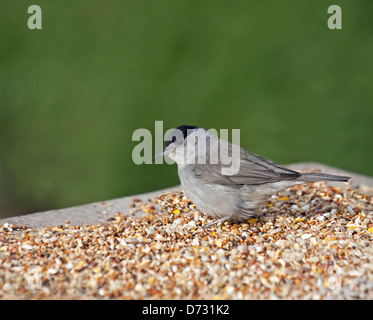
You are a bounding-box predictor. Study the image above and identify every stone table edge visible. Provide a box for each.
[1,162,372,228]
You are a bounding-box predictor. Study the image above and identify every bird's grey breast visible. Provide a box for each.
[178,164,241,218]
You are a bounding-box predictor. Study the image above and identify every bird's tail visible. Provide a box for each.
[300,172,351,183]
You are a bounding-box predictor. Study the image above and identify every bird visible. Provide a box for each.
[156,125,351,228]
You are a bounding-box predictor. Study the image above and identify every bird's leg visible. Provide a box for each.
[202,215,231,229]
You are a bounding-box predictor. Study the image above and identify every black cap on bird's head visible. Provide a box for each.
[163,125,199,150]
[155,125,199,158]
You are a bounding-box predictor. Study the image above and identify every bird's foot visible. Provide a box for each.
[202,215,231,229]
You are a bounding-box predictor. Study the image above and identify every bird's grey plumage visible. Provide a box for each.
[160,125,351,228]
[193,143,302,186]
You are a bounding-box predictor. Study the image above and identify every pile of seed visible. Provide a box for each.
[0,182,373,299]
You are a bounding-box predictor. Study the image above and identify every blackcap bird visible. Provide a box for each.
[156,125,350,228]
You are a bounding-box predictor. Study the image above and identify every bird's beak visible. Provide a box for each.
[155,149,172,158]
[155,151,164,158]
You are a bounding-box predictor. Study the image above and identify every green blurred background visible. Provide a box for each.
[0,1,372,218]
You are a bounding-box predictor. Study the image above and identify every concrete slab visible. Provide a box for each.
[1,162,372,228]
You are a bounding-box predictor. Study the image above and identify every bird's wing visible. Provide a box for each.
[193,141,301,186]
